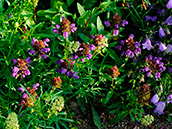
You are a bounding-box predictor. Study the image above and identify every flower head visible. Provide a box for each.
[154,101,166,115]
[150,94,159,106]
[159,28,166,38]
[166,0,172,9]
[159,43,167,51]
[50,76,62,90]
[109,66,120,78]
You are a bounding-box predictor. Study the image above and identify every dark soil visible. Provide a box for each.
[67,100,172,129]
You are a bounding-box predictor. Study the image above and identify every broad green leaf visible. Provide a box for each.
[104,91,113,104]
[67,0,74,6]
[82,0,97,9]
[99,1,111,9]
[77,3,85,16]
[107,49,120,62]
[91,105,101,129]
[37,9,57,16]
[97,16,104,34]
[78,33,89,43]
[91,23,97,35]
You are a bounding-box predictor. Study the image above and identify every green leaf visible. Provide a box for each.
[104,91,113,104]
[108,111,128,124]
[99,2,111,9]
[108,102,122,109]
[37,9,57,16]
[78,33,89,42]
[129,110,135,122]
[91,105,101,129]
[77,3,85,16]
[168,111,171,122]
[97,16,104,34]
[76,96,86,114]
[82,0,97,9]
[67,0,74,6]
[107,49,120,62]
[91,23,97,35]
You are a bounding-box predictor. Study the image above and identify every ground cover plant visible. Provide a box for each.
[0,0,172,128]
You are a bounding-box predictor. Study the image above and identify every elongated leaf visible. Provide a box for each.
[91,105,101,129]
[104,91,113,104]
[67,0,74,6]
[91,23,97,35]
[108,111,128,124]
[107,49,120,62]
[78,33,89,42]
[97,16,104,34]
[77,3,85,16]
[129,110,135,122]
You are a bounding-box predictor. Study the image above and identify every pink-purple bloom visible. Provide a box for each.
[104,21,111,27]
[142,38,153,51]
[166,0,172,9]
[167,44,172,52]
[154,102,166,115]
[159,28,166,38]
[167,94,172,104]
[159,43,167,51]
[150,94,159,106]
[33,83,39,90]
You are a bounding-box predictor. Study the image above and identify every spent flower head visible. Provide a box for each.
[50,76,62,90]
[5,112,19,129]
[109,66,120,78]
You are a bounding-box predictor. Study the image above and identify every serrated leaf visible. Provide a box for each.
[97,16,104,34]
[104,91,113,104]
[91,105,101,129]
[77,3,85,16]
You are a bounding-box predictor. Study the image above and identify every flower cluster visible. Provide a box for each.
[53,17,77,38]
[5,112,19,129]
[91,34,108,53]
[109,66,120,78]
[104,13,128,36]
[150,94,172,115]
[29,38,50,59]
[56,59,79,79]
[50,76,62,90]
[140,114,154,127]
[47,96,64,118]
[141,54,166,79]
[71,42,95,62]
[11,57,32,78]
[116,34,141,58]
[18,83,39,109]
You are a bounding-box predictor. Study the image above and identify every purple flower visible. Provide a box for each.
[142,38,153,50]
[164,16,172,25]
[61,68,67,74]
[73,76,79,79]
[104,21,111,27]
[55,24,60,29]
[86,54,92,60]
[18,87,25,93]
[113,29,119,36]
[24,69,31,75]
[7,14,11,18]
[116,45,122,50]
[121,20,128,27]
[159,28,166,38]
[145,15,152,21]
[151,16,157,22]
[155,72,161,79]
[159,43,167,51]
[169,68,172,73]
[115,24,119,29]
[22,93,28,98]
[70,23,77,32]
[12,66,19,73]
[89,44,96,50]
[146,72,151,77]
[11,58,17,64]
[167,44,172,52]
[41,54,47,59]
[28,49,36,55]
[167,94,172,104]
[33,83,39,90]
[25,57,32,64]
[154,102,166,115]
[144,67,149,72]
[63,32,69,38]
[52,28,59,34]
[166,0,172,9]
[150,94,159,106]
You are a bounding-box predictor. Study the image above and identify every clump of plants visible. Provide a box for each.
[0,0,172,128]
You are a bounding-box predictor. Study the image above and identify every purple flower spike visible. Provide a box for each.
[63,32,69,38]
[154,102,166,115]
[159,28,166,38]
[11,58,17,64]
[166,0,172,9]
[113,29,119,36]
[150,94,159,106]
[142,38,153,51]
[18,87,25,93]
[167,94,172,104]
[159,43,167,51]
[104,21,111,27]
[33,83,39,90]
